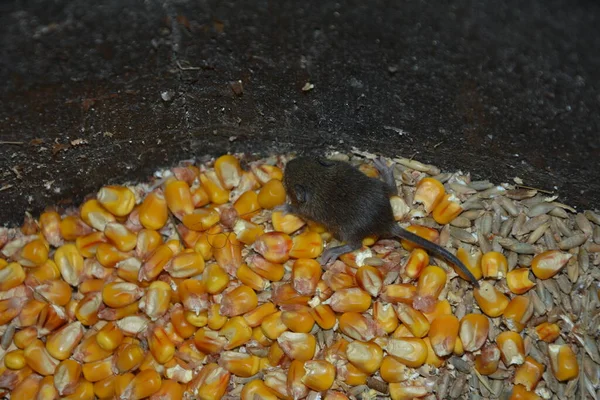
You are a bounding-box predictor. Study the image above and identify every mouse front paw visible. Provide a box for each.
[272,203,294,214]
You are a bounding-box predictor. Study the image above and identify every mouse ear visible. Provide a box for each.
[317,158,336,167]
[294,184,308,203]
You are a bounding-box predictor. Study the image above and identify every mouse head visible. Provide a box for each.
[283,156,335,208]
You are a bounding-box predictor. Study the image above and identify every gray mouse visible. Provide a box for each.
[281,155,480,287]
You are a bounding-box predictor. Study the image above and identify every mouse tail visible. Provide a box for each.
[393,225,480,288]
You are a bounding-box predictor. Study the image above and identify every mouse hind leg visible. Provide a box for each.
[373,157,398,196]
[320,241,362,266]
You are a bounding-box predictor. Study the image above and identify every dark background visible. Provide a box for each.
[1,0,599,227]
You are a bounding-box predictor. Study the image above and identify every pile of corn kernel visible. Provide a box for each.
[0,152,597,400]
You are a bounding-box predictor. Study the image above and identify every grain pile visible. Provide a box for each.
[0,151,598,400]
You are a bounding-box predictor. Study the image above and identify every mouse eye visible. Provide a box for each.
[294,184,308,203]
[317,158,336,167]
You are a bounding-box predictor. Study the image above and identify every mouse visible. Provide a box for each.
[281,155,480,287]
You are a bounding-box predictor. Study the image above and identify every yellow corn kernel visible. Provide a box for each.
[200,170,231,205]
[281,308,315,333]
[455,247,483,282]
[38,374,60,399]
[277,332,316,361]
[113,373,135,398]
[301,360,336,392]
[72,334,113,364]
[414,177,445,213]
[504,296,534,333]
[139,244,174,282]
[138,189,168,230]
[27,259,61,283]
[193,328,226,355]
[475,344,500,375]
[389,383,429,400]
[165,250,205,278]
[252,164,283,184]
[202,263,230,294]
[354,265,383,297]
[169,305,197,339]
[373,301,399,334]
[392,324,413,339]
[290,231,323,259]
[291,259,322,296]
[403,248,429,279]
[93,375,116,399]
[496,331,525,366]
[323,271,355,291]
[11,373,42,400]
[514,356,545,391]
[380,284,417,305]
[253,232,293,264]
[346,340,383,375]
[220,284,258,317]
[61,379,94,400]
[60,215,93,241]
[17,298,44,327]
[232,219,264,246]
[191,184,211,208]
[343,364,368,386]
[531,250,572,280]
[184,309,208,328]
[287,359,309,399]
[423,299,452,323]
[248,255,285,282]
[4,349,26,370]
[75,232,107,259]
[74,293,101,326]
[104,222,137,252]
[97,185,136,217]
[241,380,280,400]
[79,278,104,294]
[535,322,561,343]
[140,280,172,321]
[120,369,162,400]
[271,211,306,235]
[54,359,82,396]
[423,337,444,367]
[328,287,372,313]
[0,262,25,291]
[148,326,175,364]
[218,351,261,377]
[40,210,62,247]
[380,356,408,383]
[261,311,288,341]
[236,263,268,291]
[24,339,59,375]
[385,338,428,368]
[267,341,287,367]
[220,316,253,350]
[416,264,447,300]
[401,225,440,252]
[13,327,38,349]
[54,243,84,286]
[510,384,543,400]
[187,363,230,400]
[337,311,376,341]
[96,300,140,323]
[207,303,227,330]
[209,232,242,277]
[113,340,145,373]
[257,179,286,209]
[149,379,184,400]
[81,199,116,231]
[310,304,337,330]
[428,314,459,357]
[46,321,85,361]
[481,251,508,279]
[96,243,130,268]
[31,279,70,307]
[432,194,462,225]
[102,282,143,309]
[182,208,220,232]
[454,337,464,356]
[459,314,490,352]
[136,229,163,259]
[473,280,510,318]
[251,326,272,348]
[19,238,49,267]
[240,302,276,328]
[165,179,194,219]
[324,338,349,365]
[507,268,536,295]
[95,321,124,352]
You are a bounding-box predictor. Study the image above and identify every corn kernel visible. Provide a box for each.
[459,313,490,352]
[149,379,184,400]
[11,373,42,400]
[257,179,286,209]
[97,300,140,322]
[414,177,445,213]
[473,280,510,318]
[481,251,508,279]
[193,328,226,355]
[268,342,287,367]
[220,316,253,350]
[496,331,525,366]
[422,299,452,323]
[72,334,113,364]
[323,270,355,291]
[214,154,243,189]
[93,375,116,399]
[191,184,210,208]
[531,250,572,280]
[19,238,49,267]
[277,332,316,361]
[60,215,93,241]
[120,369,162,400]
[385,338,428,368]
[102,281,143,309]
[328,287,372,313]
[373,301,399,334]
[428,314,459,357]
[81,199,116,231]
[104,222,137,252]
[62,379,94,400]
[535,322,561,343]
[0,262,25,292]
[220,285,258,317]
[54,243,84,286]
[324,338,349,365]
[474,344,501,375]
[310,304,337,330]
[248,255,285,282]
[454,336,464,356]
[113,340,144,373]
[504,295,534,333]
[455,247,483,282]
[187,363,230,400]
[200,170,231,205]
[510,384,542,400]
[54,359,82,396]
[241,380,280,400]
[432,194,462,225]
[507,268,536,294]
[337,311,375,341]
[380,355,408,383]
[182,208,220,232]
[27,259,61,283]
[355,265,383,297]
[233,190,261,219]
[232,219,265,245]
[139,280,171,321]
[301,360,336,392]
[74,232,107,259]
[38,374,60,399]
[202,263,230,294]
[210,232,242,276]
[271,211,306,234]
[148,326,175,364]
[40,210,63,247]
[281,308,315,333]
[13,327,38,349]
[416,265,446,300]
[254,232,293,263]
[346,340,383,375]
[403,248,429,279]
[97,185,136,217]
[165,179,194,219]
[207,303,227,330]
[401,225,439,252]
[261,311,288,341]
[4,349,26,370]
[163,251,205,279]
[139,244,174,282]
[236,263,268,291]
[219,351,261,377]
[380,284,416,305]
[289,231,323,259]
[113,373,135,398]
[138,189,168,230]
[95,243,129,268]
[242,302,277,328]
[136,229,163,259]
[514,356,545,391]
[46,321,85,361]
[287,359,309,399]
[24,339,59,375]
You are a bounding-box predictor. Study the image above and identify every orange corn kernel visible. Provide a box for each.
[220,285,258,317]
[232,220,264,245]
[193,229,215,262]
[140,281,172,321]
[207,303,227,330]
[252,326,273,347]
[40,210,62,247]
[346,340,383,375]
[277,332,317,361]
[60,216,93,241]
[503,296,534,333]
[240,380,280,400]
[97,300,140,323]
[389,383,429,400]
[416,265,447,299]
[79,278,104,294]
[261,311,288,341]
[496,331,525,366]
[401,225,440,252]
[473,281,510,318]
[323,270,355,291]
[28,259,61,282]
[268,342,287,367]
[432,194,463,225]
[54,244,84,286]
[414,177,445,213]
[185,309,208,328]
[46,321,85,361]
[459,313,490,352]
[288,359,308,399]
[248,255,285,282]
[4,349,26,370]
[254,232,293,263]
[281,309,315,334]
[233,191,261,219]
[193,328,226,355]
[96,243,130,268]
[75,232,108,259]
[257,179,286,209]
[11,373,42,400]
[342,362,368,386]
[507,268,536,295]
[81,199,116,231]
[191,183,210,208]
[252,164,283,184]
[379,284,416,305]
[200,170,231,205]
[19,238,49,267]
[169,306,197,339]
[54,359,82,396]
[13,327,38,349]
[289,231,323,259]
[187,363,230,400]
[61,379,94,400]
[474,344,501,375]
[0,262,25,292]
[310,304,337,330]
[454,337,464,356]
[385,338,428,368]
[164,179,194,219]
[355,265,383,297]
[203,263,230,294]
[73,334,113,364]
[182,208,220,232]
[93,376,116,399]
[214,154,243,189]
[531,250,572,280]
[165,250,205,279]
[455,247,483,282]
[138,189,168,230]
[38,374,60,399]
[404,248,429,279]
[315,280,333,301]
[429,314,459,357]
[535,322,561,343]
[148,326,176,364]
[510,384,543,400]
[104,222,137,252]
[102,282,143,309]
[24,339,59,375]
[481,251,508,279]
[394,304,430,338]
[514,356,545,391]
[220,316,253,350]
[210,232,242,277]
[302,360,336,392]
[324,338,349,365]
[139,244,174,282]
[243,302,277,328]
[236,263,268,291]
[113,373,135,398]
[424,337,444,368]
[97,185,136,217]
[218,352,261,378]
[113,340,145,373]
[95,321,124,352]
[121,369,162,400]
[271,211,306,234]
[373,301,399,334]
[136,229,163,259]
[149,379,184,400]
[328,288,372,313]
[423,299,452,323]
[380,356,408,383]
